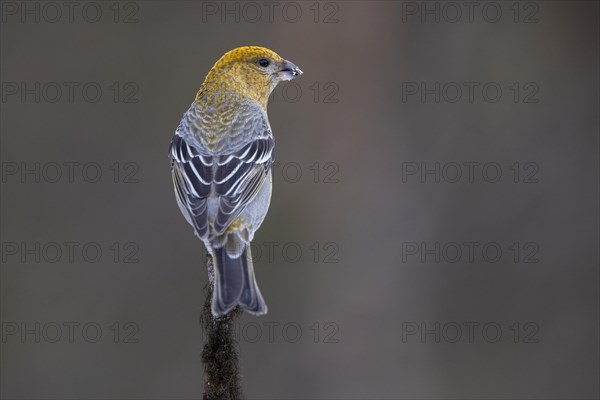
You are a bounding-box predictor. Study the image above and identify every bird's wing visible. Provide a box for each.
[170,134,213,238]
[170,128,274,239]
[213,136,274,234]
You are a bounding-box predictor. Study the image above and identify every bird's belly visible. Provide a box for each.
[203,171,273,241]
[240,171,273,240]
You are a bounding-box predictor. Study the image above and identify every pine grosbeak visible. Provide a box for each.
[169,46,302,316]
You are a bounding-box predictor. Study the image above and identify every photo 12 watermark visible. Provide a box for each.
[1,81,140,104]
[198,1,340,24]
[1,241,140,264]
[401,82,540,104]
[201,320,340,344]
[1,1,140,24]
[400,161,540,184]
[401,321,540,344]
[270,161,340,184]
[270,81,340,104]
[1,321,140,344]
[200,80,340,105]
[400,2,540,24]
[199,240,340,265]
[400,241,541,264]
[1,161,141,184]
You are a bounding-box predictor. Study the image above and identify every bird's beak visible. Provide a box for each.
[279,60,303,81]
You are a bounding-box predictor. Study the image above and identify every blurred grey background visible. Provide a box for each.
[1,1,598,399]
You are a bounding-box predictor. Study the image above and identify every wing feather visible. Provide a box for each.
[213,138,274,233]
[169,129,274,239]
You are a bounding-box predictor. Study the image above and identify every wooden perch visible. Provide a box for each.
[200,255,243,400]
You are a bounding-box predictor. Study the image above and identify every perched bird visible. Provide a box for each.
[169,46,303,316]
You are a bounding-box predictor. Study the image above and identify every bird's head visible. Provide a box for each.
[197,46,303,107]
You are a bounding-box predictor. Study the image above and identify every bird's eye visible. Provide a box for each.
[257,59,270,68]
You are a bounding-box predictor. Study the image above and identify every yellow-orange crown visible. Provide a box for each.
[196,46,287,107]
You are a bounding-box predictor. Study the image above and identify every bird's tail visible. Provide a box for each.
[211,238,267,316]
